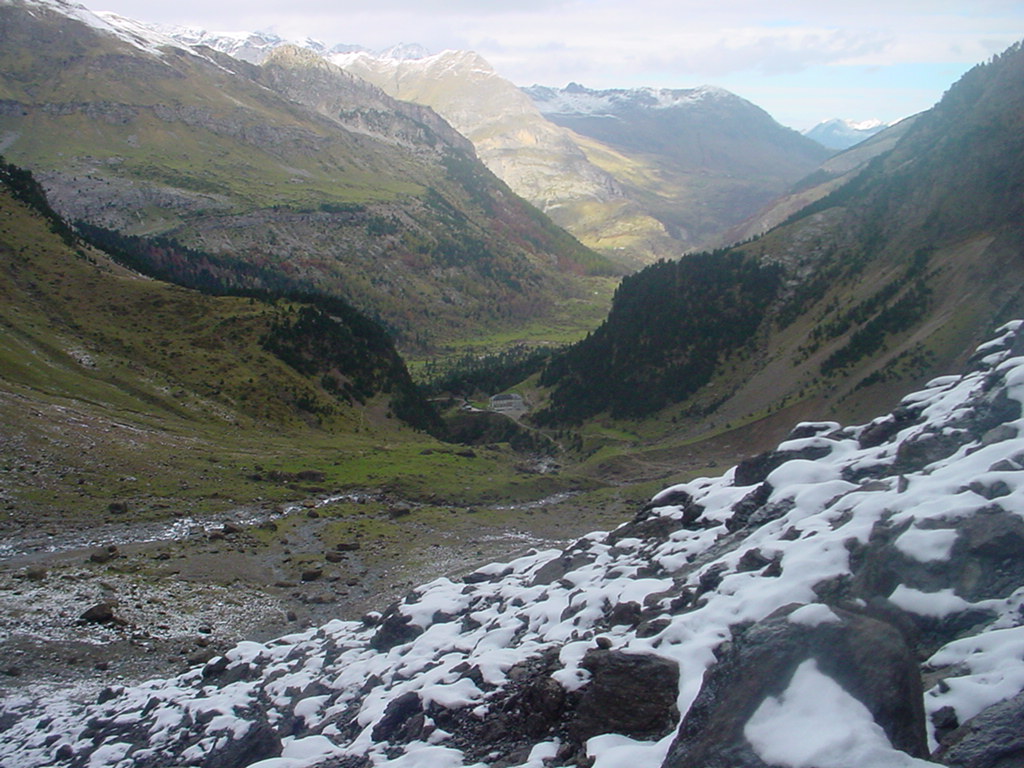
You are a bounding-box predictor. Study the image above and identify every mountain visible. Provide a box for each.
[531,41,1024,443]
[0,0,610,352]
[0,154,447,524]
[4,321,1024,768]
[804,117,889,150]
[150,25,429,66]
[329,50,830,267]
[329,49,672,269]
[724,116,919,245]
[525,83,833,252]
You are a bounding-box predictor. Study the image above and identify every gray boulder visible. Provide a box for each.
[934,691,1024,768]
[661,604,927,768]
[570,649,679,742]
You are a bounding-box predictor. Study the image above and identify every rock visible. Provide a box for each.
[606,601,642,627]
[607,514,688,546]
[518,675,567,738]
[88,545,119,564]
[734,445,831,487]
[96,687,121,705]
[336,541,361,551]
[851,508,1024,607]
[643,488,694,512]
[980,423,1018,446]
[371,692,423,742]
[934,691,1024,768]
[301,568,323,582]
[661,605,927,768]
[78,601,117,625]
[54,743,74,762]
[202,720,282,768]
[201,656,230,678]
[529,550,597,587]
[968,479,1012,499]
[388,504,412,518]
[727,483,773,531]
[894,430,966,473]
[857,406,922,449]
[698,563,728,595]
[107,501,128,514]
[736,548,772,572]
[635,489,704,527]
[569,649,679,742]
[785,422,838,440]
[23,565,47,581]
[222,522,242,535]
[369,608,423,651]
[931,705,960,744]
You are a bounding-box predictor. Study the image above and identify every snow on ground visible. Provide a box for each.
[3,323,1024,767]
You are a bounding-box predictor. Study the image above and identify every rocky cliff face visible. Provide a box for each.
[4,323,1024,768]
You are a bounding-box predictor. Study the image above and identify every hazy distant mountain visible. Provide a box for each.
[330,53,831,265]
[803,118,888,150]
[527,83,830,185]
[330,49,676,268]
[154,24,429,66]
[150,28,836,266]
[525,82,832,253]
[724,116,917,244]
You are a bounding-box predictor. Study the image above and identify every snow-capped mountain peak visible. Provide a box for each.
[803,117,889,150]
[527,82,736,118]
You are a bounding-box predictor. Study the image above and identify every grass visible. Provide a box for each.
[406,276,617,378]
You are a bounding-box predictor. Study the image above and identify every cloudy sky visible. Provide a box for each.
[94,0,1022,130]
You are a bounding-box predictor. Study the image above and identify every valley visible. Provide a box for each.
[1,1,1023,766]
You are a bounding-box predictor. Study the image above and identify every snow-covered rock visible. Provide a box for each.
[4,323,1024,768]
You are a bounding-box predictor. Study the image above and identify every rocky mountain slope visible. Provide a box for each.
[532,41,1024,441]
[0,0,609,351]
[723,116,918,245]
[4,320,1023,768]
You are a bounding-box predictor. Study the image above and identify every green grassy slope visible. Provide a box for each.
[0,160,422,520]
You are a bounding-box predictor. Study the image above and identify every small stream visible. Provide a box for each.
[0,490,581,563]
